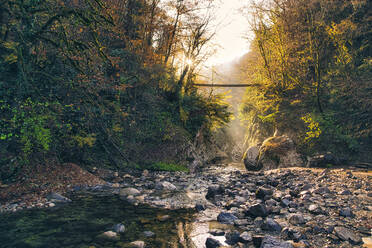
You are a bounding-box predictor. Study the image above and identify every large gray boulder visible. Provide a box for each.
[243,146,261,171]
[257,135,303,170]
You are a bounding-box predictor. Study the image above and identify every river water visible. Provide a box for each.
[0,194,196,248]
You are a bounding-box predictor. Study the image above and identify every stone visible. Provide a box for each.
[312,187,331,194]
[256,187,273,200]
[217,212,238,224]
[119,188,141,196]
[97,231,119,241]
[225,231,241,245]
[46,193,71,203]
[195,204,206,212]
[143,231,155,237]
[339,189,352,195]
[260,235,294,248]
[239,232,252,243]
[243,146,261,171]
[234,218,250,226]
[308,204,322,214]
[280,199,291,207]
[247,203,268,217]
[252,235,264,247]
[334,226,362,244]
[158,215,170,221]
[288,214,305,225]
[206,185,225,200]
[257,135,304,171]
[261,218,282,232]
[209,229,225,236]
[206,237,222,248]
[142,170,149,177]
[112,223,125,233]
[281,227,304,241]
[307,153,340,167]
[339,207,353,217]
[129,240,145,248]
[155,181,177,191]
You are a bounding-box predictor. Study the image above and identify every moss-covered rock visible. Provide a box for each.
[257,135,304,170]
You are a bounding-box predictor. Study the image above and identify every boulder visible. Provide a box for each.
[257,135,303,170]
[306,153,342,167]
[243,146,261,171]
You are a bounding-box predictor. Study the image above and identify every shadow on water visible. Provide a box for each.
[0,194,196,248]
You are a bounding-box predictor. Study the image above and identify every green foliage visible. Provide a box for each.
[240,0,371,159]
[0,0,229,178]
[301,113,322,142]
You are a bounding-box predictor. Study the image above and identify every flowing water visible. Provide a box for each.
[0,194,196,248]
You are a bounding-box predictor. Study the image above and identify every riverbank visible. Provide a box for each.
[1,163,371,247]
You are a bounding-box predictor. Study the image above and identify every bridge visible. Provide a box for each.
[194,83,258,87]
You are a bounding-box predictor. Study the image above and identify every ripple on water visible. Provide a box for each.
[0,194,196,248]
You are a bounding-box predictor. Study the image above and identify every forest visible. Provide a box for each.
[0,0,232,179]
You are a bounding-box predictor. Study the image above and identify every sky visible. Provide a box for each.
[205,0,251,66]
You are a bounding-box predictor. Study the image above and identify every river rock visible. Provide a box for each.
[261,235,294,248]
[339,207,353,217]
[209,229,225,236]
[261,218,282,232]
[206,185,224,200]
[246,203,268,217]
[257,135,303,171]
[239,231,252,243]
[143,231,155,237]
[97,231,120,241]
[206,237,222,248]
[334,226,362,244]
[217,212,238,224]
[225,231,241,245]
[129,240,145,248]
[120,187,141,196]
[158,215,170,221]
[112,223,125,233]
[155,181,177,191]
[288,214,305,225]
[256,187,273,200]
[46,193,71,203]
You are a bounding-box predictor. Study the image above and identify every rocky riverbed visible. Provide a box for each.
[1,163,372,247]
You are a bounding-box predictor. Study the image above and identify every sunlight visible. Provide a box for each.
[185,58,193,66]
